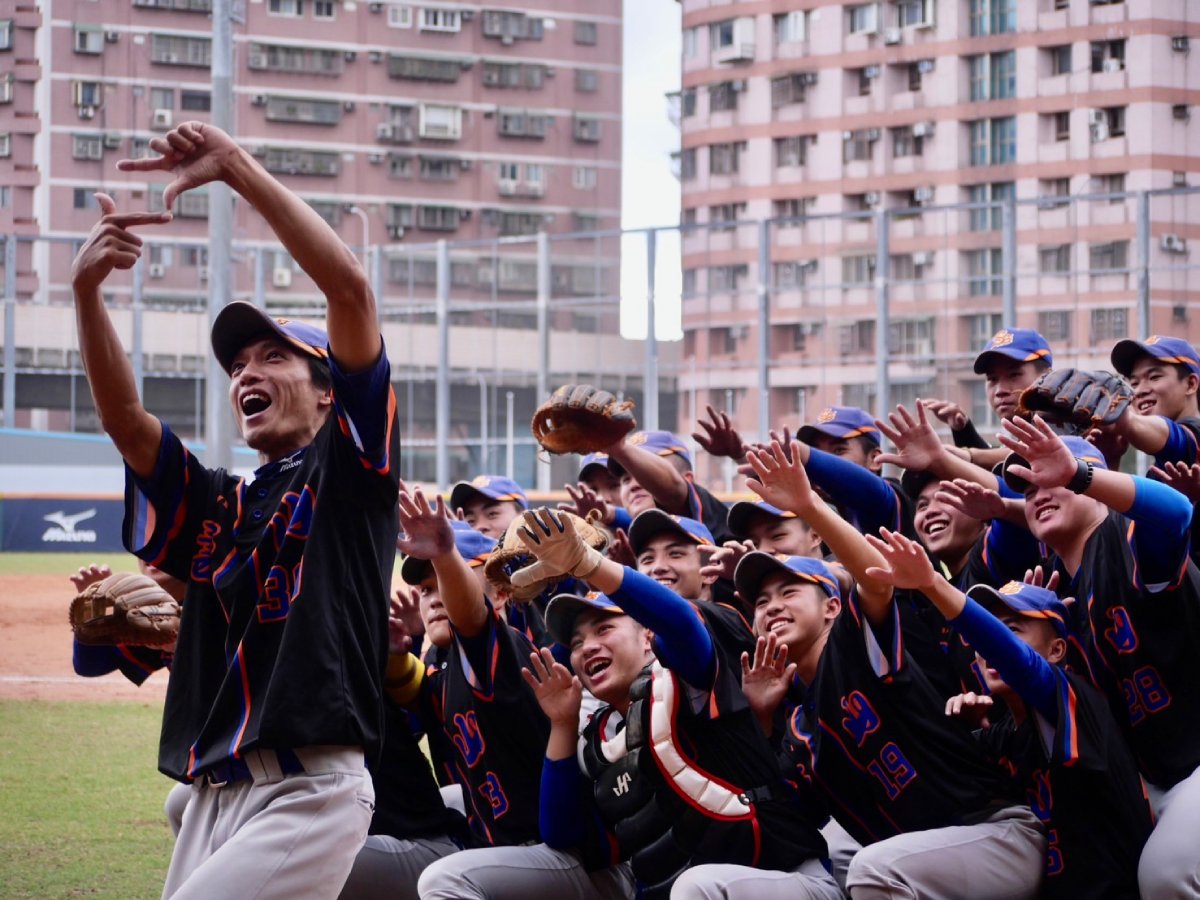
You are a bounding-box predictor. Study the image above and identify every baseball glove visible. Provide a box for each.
[1017,368,1133,432]
[530,384,636,455]
[484,508,612,602]
[69,572,181,647]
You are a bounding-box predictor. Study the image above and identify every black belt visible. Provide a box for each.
[199,748,305,787]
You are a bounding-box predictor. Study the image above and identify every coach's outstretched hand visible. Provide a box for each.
[117,121,243,212]
[70,194,172,295]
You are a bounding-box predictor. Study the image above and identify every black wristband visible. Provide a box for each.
[1067,459,1094,494]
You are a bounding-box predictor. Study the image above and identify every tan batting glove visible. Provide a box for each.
[511,509,604,589]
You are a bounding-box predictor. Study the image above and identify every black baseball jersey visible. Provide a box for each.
[123,352,400,781]
[682,479,733,545]
[782,592,1019,847]
[422,603,549,846]
[977,670,1153,898]
[371,699,474,846]
[1053,511,1200,788]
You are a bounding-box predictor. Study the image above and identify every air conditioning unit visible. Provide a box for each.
[273,267,293,288]
[883,28,901,45]
[148,263,166,279]
[248,51,267,68]
[377,123,395,141]
[1161,233,1188,254]
[105,30,119,43]
[251,94,267,107]
[912,251,933,267]
[864,65,881,79]
[369,51,383,63]
[344,50,357,62]
[1088,108,1107,126]
[498,180,517,196]
[714,17,756,64]
[198,266,209,282]
[1172,36,1190,53]
[801,71,819,86]
[343,100,356,112]
[387,224,406,239]
[864,191,881,206]
[911,121,934,137]
[913,186,934,203]
[1102,58,1123,73]
[1173,104,1190,120]
[842,130,854,141]
[151,108,173,130]
[917,58,935,74]
[866,127,881,141]
[367,152,384,164]
[369,1,383,11]
[1174,171,1189,187]
[103,133,122,149]
[79,105,96,120]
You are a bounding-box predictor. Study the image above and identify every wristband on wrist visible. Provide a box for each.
[1066,459,1094,494]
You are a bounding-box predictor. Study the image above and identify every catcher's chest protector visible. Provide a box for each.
[582,664,764,899]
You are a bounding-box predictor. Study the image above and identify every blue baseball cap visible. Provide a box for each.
[578,452,611,480]
[999,435,1107,494]
[797,407,881,446]
[544,591,625,646]
[400,520,498,585]
[627,509,714,555]
[1111,336,1200,379]
[973,328,1054,375]
[966,580,1069,639]
[607,431,694,475]
[211,301,330,375]
[727,500,798,540]
[449,475,529,512]
[734,552,842,603]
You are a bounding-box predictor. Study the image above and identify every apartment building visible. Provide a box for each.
[0,0,628,481]
[676,0,1200,481]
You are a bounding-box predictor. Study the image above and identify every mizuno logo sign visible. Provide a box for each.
[41,509,98,543]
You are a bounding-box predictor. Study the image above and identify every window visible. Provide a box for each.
[1051,110,1070,141]
[181,90,210,111]
[1090,241,1129,271]
[709,141,742,175]
[908,61,928,92]
[847,4,879,34]
[966,313,1004,350]
[774,11,806,43]
[175,190,209,219]
[1090,106,1126,140]
[482,10,544,42]
[1091,39,1125,73]
[968,51,1015,101]
[773,197,814,222]
[1038,177,1071,206]
[896,0,934,27]
[74,188,101,209]
[855,67,876,96]
[890,319,934,356]
[132,0,214,9]
[680,88,696,118]
[265,96,342,125]
[573,166,597,190]
[775,135,812,167]
[388,154,413,178]
[1038,311,1072,342]
[388,5,412,27]
[73,80,101,107]
[150,34,211,67]
[574,20,598,45]
[74,26,104,54]
[709,203,745,230]
[677,148,697,180]
[305,199,340,226]
[843,128,877,163]
[1039,244,1071,274]
[392,55,462,83]
[419,104,462,140]
[72,134,104,160]
[1091,172,1126,196]
[0,133,9,157]
[682,270,698,297]
[965,248,1003,296]
[890,254,918,282]
[774,262,814,290]
[682,27,698,58]
[710,20,736,50]
[263,147,340,176]
[969,0,1015,36]
[891,126,924,158]
[709,81,739,112]
[968,117,1016,166]
[313,0,334,19]
[1090,308,1129,342]
[151,87,174,110]
[771,73,812,108]
[967,181,1013,230]
[0,19,11,51]
[573,115,602,143]
[842,254,876,286]
[268,0,303,15]
[498,109,549,138]
[148,244,174,267]
[575,69,599,93]
[1049,44,1072,76]
[709,264,749,293]
[247,43,343,76]
[416,205,461,232]
[493,210,546,237]
[419,8,461,32]
[840,320,876,354]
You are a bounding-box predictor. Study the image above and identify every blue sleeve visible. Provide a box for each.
[72,641,167,685]
[1126,476,1192,588]
[609,506,633,532]
[1153,417,1200,468]
[539,756,587,849]
[805,447,900,536]
[996,478,1023,501]
[609,567,715,689]
[328,343,395,473]
[950,599,1058,720]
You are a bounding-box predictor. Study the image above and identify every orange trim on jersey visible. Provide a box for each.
[229,644,254,758]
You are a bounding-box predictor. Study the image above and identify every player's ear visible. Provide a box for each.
[865,443,883,474]
[1046,636,1067,666]
[823,593,841,623]
[1184,372,1200,398]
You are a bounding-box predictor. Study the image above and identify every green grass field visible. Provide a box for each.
[0,700,174,899]
[0,552,137,578]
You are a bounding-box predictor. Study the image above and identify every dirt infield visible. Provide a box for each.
[0,572,169,702]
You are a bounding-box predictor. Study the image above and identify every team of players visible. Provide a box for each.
[69,122,1200,899]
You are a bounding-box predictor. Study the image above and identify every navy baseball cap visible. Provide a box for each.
[998,435,1107,494]
[627,509,714,555]
[734,552,842,603]
[211,301,330,375]
[607,431,693,475]
[798,406,881,446]
[973,328,1053,375]
[449,475,529,512]
[1111,335,1200,379]
[400,520,497,585]
[900,468,942,501]
[545,591,625,646]
[578,452,611,481]
[966,580,1069,639]
[727,500,798,540]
